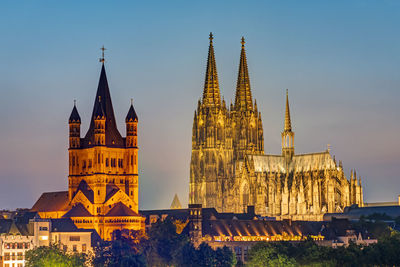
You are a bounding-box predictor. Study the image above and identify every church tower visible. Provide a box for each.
[190,33,234,212]
[282,89,294,161]
[65,52,143,239]
[232,37,264,160]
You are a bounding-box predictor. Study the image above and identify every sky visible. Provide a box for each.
[0,1,399,210]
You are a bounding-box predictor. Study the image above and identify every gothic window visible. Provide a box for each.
[218,157,224,176]
[241,183,250,209]
[72,156,75,166]
[106,158,109,167]
[131,155,133,166]
[88,159,92,168]
[98,154,101,164]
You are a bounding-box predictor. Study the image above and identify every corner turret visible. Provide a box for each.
[69,102,81,148]
[126,99,138,148]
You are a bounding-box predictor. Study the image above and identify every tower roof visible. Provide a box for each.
[125,100,138,122]
[68,103,81,123]
[82,63,124,147]
[284,89,292,132]
[234,37,253,112]
[93,96,106,119]
[170,194,182,209]
[202,33,221,108]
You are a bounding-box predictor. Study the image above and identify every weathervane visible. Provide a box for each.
[99,46,106,63]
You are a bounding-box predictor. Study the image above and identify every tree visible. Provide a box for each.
[174,242,236,267]
[25,244,87,267]
[142,217,189,266]
[93,240,146,267]
[246,242,296,267]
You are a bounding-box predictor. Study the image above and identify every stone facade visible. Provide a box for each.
[32,61,144,240]
[190,34,364,220]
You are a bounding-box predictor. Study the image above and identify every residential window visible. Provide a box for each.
[4,252,10,260]
[17,243,23,249]
[17,252,23,260]
[73,245,77,252]
[82,244,87,252]
[39,226,48,231]
[69,236,80,242]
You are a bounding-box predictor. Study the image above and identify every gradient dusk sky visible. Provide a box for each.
[0,1,399,210]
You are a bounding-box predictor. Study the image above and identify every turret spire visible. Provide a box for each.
[234,36,253,112]
[202,32,221,108]
[282,89,294,159]
[284,89,292,132]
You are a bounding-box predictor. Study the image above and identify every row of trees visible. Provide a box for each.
[26,217,236,267]
[25,216,400,266]
[246,230,400,266]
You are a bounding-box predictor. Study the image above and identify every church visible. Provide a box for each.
[32,54,144,240]
[189,34,364,220]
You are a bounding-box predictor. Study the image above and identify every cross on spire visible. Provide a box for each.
[241,36,245,47]
[209,32,213,42]
[99,46,106,63]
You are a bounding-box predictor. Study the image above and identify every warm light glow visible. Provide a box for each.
[39,235,48,241]
[204,234,324,242]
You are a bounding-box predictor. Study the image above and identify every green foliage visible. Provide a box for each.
[93,239,146,267]
[246,242,296,267]
[174,242,236,267]
[141,217,189,266]
[25,244,87,267]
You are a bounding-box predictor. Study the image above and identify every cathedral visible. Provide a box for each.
[32,55,144,240]
[189,34,364,220]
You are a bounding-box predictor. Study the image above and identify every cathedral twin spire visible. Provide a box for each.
[202,33,255,113]
[202,33,221,108]
[235,37,253,112]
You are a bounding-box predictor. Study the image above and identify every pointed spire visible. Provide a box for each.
[235,36,253,112]
[284,89,292,132]
[94,96,106,119]
[83,62,124,147]
[170,194,182,209]
[126,99,138,122]
[69,101,81,123]
[202,32,221,108]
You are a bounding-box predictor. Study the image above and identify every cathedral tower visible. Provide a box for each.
[190,33,234,212]
[232,37,264,160]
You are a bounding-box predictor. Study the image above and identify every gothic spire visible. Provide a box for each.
[83,61,124,147]
[126,99,138,122]
[202,33,221,108]
[284,89,292,132]
[234,37,253,112]
[69,101,81,123]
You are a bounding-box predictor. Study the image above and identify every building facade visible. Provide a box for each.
[0,215,95,267]
[32,59,144,240]
[190,34,364,220]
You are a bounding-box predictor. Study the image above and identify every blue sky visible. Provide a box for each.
[0,1,399,210]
